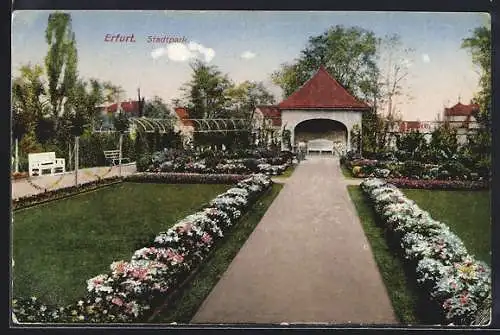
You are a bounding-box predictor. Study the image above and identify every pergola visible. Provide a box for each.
[92,117,253,133]
[184,118,251,133]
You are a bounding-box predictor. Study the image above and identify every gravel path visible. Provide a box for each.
[192,156,396,325]
[11,163,136,200]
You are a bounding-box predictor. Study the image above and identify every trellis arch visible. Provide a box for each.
[129,118,176,133]
[93,117,253,133]
[184,118,251,133]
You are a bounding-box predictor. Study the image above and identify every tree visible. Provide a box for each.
[44,12,78,133]
[102,82,125,105]
[396,130,428,161]
[429,123,459,162]
[376,34,413,150]
[143,96,173,119]
[182,60,233,119]
[69,78,106,130]
[377,34,414,117]
[227,80,275,119]
[461,25,491,178]
[11,64,49,140]
[271,25,379,101]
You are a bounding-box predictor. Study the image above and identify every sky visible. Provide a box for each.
[12,10,490,121]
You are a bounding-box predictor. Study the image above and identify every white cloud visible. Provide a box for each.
[422,54,431,63]
[151,42,215,63]
[240,51,256,60]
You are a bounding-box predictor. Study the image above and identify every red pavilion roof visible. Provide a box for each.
[278,66,370,110]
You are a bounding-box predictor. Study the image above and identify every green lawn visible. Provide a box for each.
[403,189,491,265]
[341,164,355,179]
[151,184,283,323]
[347,186,420,324]
[12,182,230,306]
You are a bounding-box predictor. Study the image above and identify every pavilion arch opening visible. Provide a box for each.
[293,119,348,155]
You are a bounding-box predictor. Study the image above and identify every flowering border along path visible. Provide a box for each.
[12,174,273,324]
[361,178,491,326]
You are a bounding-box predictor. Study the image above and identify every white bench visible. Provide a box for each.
[103,150,130,166]
[307,139,334,155]
[28,152,65,177]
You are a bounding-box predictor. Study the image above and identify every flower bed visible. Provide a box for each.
[148,160,289,176]
[361,178,491,325]
[341,157,489,189]
[12,177,123,211]
[12,174,273,323]
[126,172,247,185]
[145,150,291,176]
[12,172,29,181]
[385,178,489,190]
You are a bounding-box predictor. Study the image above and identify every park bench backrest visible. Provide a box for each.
[307,139,334,151]
[28,152,56,166]
[103,150,120,159]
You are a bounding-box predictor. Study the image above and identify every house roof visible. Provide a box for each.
[398,121,422,132]
[444,102,479,117]
[106,101,140,114]
[174,107,194,127]
[278,66,371,110]
[257,105,282,126]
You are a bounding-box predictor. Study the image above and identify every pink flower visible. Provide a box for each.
[201,232,213,244]
[130,267,149,280]
[111,297,124,306]
[92,278,104,286]
[172,254,184,264]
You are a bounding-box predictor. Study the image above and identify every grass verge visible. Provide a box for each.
[341,164,355,179]
[402,189,491,265]
[347,185,421,324]
[151,183,283,323]
[274,164,296,179]
[13,182,230,306]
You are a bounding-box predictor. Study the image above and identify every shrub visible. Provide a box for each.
[401,160,425,178]
[441,161,471,179]
[136,154,152,172]
[242,158,259,171]
[204,152,224,170]
[279,150,294,163]
[361,164,376,175]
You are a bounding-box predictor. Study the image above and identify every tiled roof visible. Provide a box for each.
[257,105,282,126]
[106,101,140,114]
[444,102,479,117]
[278,66,371,110]
[399,121,422,132]
[174,107,194,127]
